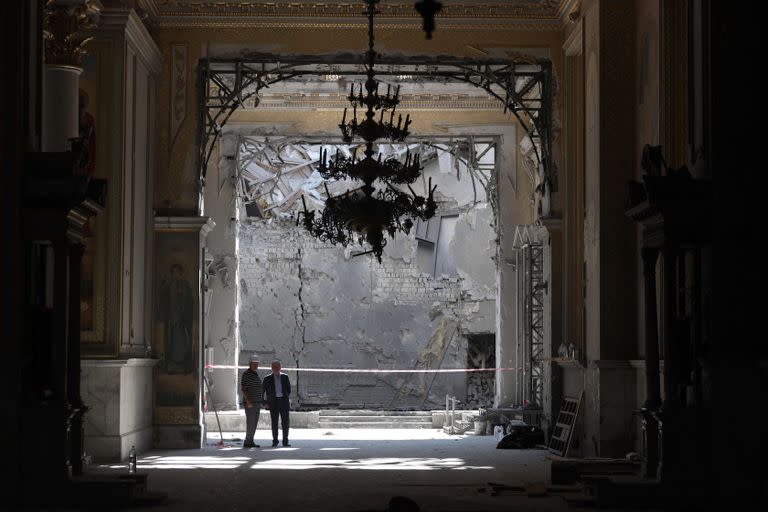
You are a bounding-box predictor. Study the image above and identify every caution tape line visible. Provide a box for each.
[204,364,526,373]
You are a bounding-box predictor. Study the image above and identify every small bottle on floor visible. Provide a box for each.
[128,445,137,474]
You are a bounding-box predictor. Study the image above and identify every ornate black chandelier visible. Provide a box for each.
[298,0,436,263]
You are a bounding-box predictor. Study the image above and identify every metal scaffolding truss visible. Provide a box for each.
[526,242,546,408]
[197,54,553,200]
[513,226,546,408]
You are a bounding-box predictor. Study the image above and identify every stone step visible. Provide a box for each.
[317,421,437,429]
[203,410,475,430]
[318,415,433,423]
[318,410,435,417]
[443,420,474,434]
[317,421,433,427]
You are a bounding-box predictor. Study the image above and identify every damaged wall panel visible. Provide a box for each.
[234,140,499,409]
[238,221,474,409]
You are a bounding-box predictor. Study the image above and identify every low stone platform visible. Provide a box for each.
[204,409,479,431]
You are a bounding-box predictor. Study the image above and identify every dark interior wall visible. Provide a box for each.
[2,0,37,505]
[598,0,638,361]
[466,333,495,407]
[708,2,763,503]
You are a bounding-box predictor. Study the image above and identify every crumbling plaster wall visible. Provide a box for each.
[202,123,535,412]
[235,153,497,409]
[200,132,242,409]
[200,124,507,412]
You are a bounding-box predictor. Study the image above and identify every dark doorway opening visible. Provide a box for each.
[466,334,495,408]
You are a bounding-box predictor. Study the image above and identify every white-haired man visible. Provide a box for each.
[262,359,291,446]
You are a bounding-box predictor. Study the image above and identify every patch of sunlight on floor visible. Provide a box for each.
[249,457,495,470]
[207,429,470,442]
[103,456,252,470]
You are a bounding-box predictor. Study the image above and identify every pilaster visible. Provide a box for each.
[152,216,215,449]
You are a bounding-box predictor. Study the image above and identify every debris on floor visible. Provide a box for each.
[495,424,544,449]
[548,455,641,484]
[486,481,584,499]
[352,495,421,512]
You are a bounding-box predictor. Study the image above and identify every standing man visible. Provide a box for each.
[263,359,291,447]
[240,354,263,448]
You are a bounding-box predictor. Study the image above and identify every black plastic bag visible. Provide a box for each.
[496,425,544,449]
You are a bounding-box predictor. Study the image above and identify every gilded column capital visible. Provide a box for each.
[43,0,102,67]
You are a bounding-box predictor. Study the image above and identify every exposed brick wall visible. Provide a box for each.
[372,259,462,305]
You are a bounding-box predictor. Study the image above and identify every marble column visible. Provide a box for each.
[640,247,661,478]
[42,0,100,152]
[661,248,677,410]
[657,247,679,483]
[67,243,86,475]
[43,65,82,152]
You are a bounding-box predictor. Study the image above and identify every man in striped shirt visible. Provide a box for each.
[240,354,263,448]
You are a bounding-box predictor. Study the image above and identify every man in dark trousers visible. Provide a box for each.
[263,359,291,447]
[240,354,263,448]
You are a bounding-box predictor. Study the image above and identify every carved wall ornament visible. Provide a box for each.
[170,43,187,148]
[44,0,102,67]
[641,144,666,177]
[567,3,580,23]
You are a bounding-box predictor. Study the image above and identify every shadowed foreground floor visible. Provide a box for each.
[28,430,663,512]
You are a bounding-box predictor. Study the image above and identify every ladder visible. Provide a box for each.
[548,391,583,457]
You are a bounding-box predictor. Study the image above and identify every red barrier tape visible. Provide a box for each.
[205,364,525,373]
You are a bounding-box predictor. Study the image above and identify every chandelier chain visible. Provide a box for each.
[297,0,437,263]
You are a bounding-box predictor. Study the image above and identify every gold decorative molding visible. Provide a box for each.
[151,20,561,31]
[142,0,566,30]
[149,1,566,19]
[44,0,102,67]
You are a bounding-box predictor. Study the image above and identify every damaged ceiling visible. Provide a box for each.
[235,136,496,221]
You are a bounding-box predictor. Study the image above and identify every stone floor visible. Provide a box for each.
[28,429,664,512]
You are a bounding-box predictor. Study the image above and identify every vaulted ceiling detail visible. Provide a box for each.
[139,0,573,29]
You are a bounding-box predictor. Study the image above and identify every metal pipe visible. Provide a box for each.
[445,394,449,430]
[451,396,456,433]
[515,249,521,404]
